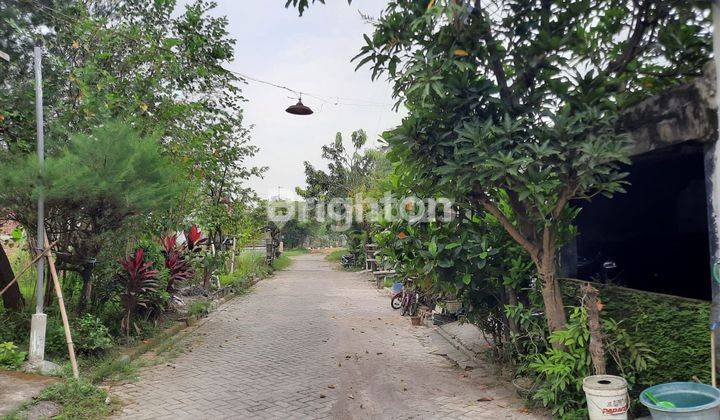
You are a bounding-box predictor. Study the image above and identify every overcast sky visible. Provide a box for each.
[184,0,404,200]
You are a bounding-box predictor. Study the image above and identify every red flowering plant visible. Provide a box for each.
[116,248,159,337]
[160,234,194,294]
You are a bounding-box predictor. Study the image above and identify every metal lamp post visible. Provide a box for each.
[28,39,47,365]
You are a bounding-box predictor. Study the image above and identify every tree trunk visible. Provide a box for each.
[202,265,212,289]
[0,243,24,311]
[505,285,520,335]
[76,266,93,314]
[582,282,607,375]
[538,246,568,343]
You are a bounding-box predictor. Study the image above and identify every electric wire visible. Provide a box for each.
[29,0,395,109]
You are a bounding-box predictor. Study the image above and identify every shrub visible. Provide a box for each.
[116,248,159,337]
[523,306,655,418]
[160,234,194,294]
[0,311,29,344]
[185,225,208,252]
[0,341,26,369]
[45,317,68,358]
[0,123,182,314]
[525,307,592,418]
[563,280,711,389]
[73,314,113,355]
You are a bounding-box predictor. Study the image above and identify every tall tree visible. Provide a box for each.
[353,0,710,335]
[0,123,181,312]
[1,0,264,308]
[298,129,376,201]
[1,0,263,228]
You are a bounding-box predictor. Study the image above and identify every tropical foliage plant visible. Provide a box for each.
[161,235,194,294]
[0,341,26,369]
[116,248,159,337]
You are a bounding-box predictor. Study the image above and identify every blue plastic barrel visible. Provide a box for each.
[640,382,720,419]
[391,282,403,293]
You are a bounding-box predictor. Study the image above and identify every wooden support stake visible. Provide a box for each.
[713,325,717,388]
[582,282,607,375]
[0,241,57,298]
[43,235,79,379]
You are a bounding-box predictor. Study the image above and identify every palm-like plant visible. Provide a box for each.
[117,248,159,337]
[161,234,194,294]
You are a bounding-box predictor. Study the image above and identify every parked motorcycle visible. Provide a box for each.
[341,253,356,269]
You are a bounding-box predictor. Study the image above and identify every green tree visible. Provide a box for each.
[353,0,710,335]
[284,0,352,16]
[0,122,181,312]
[1,0,263,237]
[297,129,375,201]
[1,0,264,307]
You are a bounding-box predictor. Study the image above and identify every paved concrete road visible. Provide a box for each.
[113,253,542,419]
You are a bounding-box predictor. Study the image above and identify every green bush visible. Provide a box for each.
[564,280,711,389]
[0,341,26,369]
[0,311,29,344]
[523,305,654,419]
[73,314,113,355]
[45,317,69,358]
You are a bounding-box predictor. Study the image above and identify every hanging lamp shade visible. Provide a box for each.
[286,98,313,115]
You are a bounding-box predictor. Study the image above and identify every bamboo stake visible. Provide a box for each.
[712,325,717,388]
[43,234,79,379]
[0,241,57,298]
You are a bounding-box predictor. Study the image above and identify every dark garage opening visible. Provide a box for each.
[573,142,710,300]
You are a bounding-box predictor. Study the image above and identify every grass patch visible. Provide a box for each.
[272,254,292,270]
[326,248,349,262]
[187,299,213,317]
[283,247,309,257]
[37,379,117,419]
[86,356,137,383]
[219,251,272,288]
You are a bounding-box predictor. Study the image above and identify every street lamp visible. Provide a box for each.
[285,97,313,115]
[27,39,49,371]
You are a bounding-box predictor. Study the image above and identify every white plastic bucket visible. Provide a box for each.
[583,375,629,419]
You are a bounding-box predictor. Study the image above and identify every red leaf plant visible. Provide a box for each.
[117,248,159,337]
[185,225,208,252]
[160,234,194,294]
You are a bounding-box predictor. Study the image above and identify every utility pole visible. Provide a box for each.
[28,39,47,365]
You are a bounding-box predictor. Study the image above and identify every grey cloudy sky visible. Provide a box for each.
[188,0,404,199]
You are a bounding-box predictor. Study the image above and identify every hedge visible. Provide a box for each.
[563,279,711,389]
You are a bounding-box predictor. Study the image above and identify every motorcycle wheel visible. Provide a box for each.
[391,295,402,310]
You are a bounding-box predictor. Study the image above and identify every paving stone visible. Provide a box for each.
[112,254,546,419]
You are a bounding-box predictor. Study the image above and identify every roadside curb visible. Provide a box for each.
[430,321,484,369]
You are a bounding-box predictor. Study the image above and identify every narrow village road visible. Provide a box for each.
[113,253,541,419]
